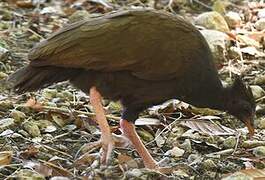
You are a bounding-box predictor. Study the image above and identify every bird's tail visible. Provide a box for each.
[8,66,79,93]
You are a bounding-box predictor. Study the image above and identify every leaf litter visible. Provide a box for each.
[0,0,265,179]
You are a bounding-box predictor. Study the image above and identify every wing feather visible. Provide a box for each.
[28,9,209,80]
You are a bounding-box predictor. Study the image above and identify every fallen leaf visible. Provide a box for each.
[0,151,12,165]
[74,152,99,166]
[16,0,35,8]
[223,168,265,179]
[240,46,265,56]
[23,160,53,177]
[135,118,161,126]
[24,98,43,110]
[20,145,39,159]
[181,119,235,136]
[118,154,138,168]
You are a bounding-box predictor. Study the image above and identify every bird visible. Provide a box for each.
[8,9,256,171]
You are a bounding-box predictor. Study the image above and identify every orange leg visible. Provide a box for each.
[89,87,114,164]
[120,119,158,169]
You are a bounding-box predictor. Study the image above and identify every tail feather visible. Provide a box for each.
[8,66,79,93]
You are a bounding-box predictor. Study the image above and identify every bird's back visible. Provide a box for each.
[28,9,218,81]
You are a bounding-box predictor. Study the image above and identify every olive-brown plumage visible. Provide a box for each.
[9,9,256,170]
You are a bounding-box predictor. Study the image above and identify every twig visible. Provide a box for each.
[3,166,22,180]
[0,164,21,169]
[190,0,212,10]
[19,136,73,158]
[145,115,182,146]
[26,28,44,40]
[42,105,120,121]
[206,148,234,157]
[232,132,241,155]
[39,159,75,177]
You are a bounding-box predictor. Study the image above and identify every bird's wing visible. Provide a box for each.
[29,9,208,80]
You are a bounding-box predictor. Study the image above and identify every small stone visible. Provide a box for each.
[107,101,122,113]
[137,129,154,142]
[212,0,227,15]
[202,159,217,170]
[0,118,15,132]
[225,11,241,29]
[43,101,57,107]
[173,169,189,178]
[36,120,53,130]
[223,136,236,149]
[0,100,13,111]
[61,90,73,101]
[258,9,265,19]
[63,124,77,131]
[187,154,201,164]
[253,146,265,157]
[0,46,9,61]
[42,88,58,99]
[69,10,89,23]
[200,29,229,66]
[254,74,265,85]
[180,139,192,152]
[29,34,40,41]
[255,18,265,31]
[15,169,45,180]
[9,110,26,123]
[242,140,265,148]
[18,129,30,137]
[237,35,260,48]
[23,121,41,137]
[36,120,56,133]
[165,146,185,157]
[126,168,142,178]
[223,172,252,180]
[228,46,242,59]
[1,10,13,21]
[195,11,230,32]
[250,85,265,99]
[51,114,66,127]
[258,118,265,129]
[0,72,8,80]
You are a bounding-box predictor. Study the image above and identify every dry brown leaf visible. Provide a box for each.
[181,119,235,136]
[16,0,35,8]
[20,145,39,159]
[247,30,265,43]
[224,168,265,179]
[23,161,53,177]
[0,151,12,166]
[117,154,138,169]
[117,154,133,164]
[43,161,73,177]
[74,152,99,166]
[237,35,260,48]
[24,98,43,110]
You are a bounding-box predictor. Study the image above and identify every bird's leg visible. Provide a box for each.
[120,119,158,169]
[89,87,114,165]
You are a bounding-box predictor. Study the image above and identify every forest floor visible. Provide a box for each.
[0,0,265,179]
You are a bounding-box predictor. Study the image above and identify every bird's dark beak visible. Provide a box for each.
[243,117,255,137]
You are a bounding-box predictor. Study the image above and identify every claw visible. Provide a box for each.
[77,133,131,166]
[100,137,114,164]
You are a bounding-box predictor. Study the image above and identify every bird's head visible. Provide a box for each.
[225,76,256,136]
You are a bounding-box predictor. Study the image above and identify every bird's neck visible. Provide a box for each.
[202,85,232,112]
[185,81,230,112]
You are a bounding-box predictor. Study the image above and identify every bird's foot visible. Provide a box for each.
[76,133,131,165]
